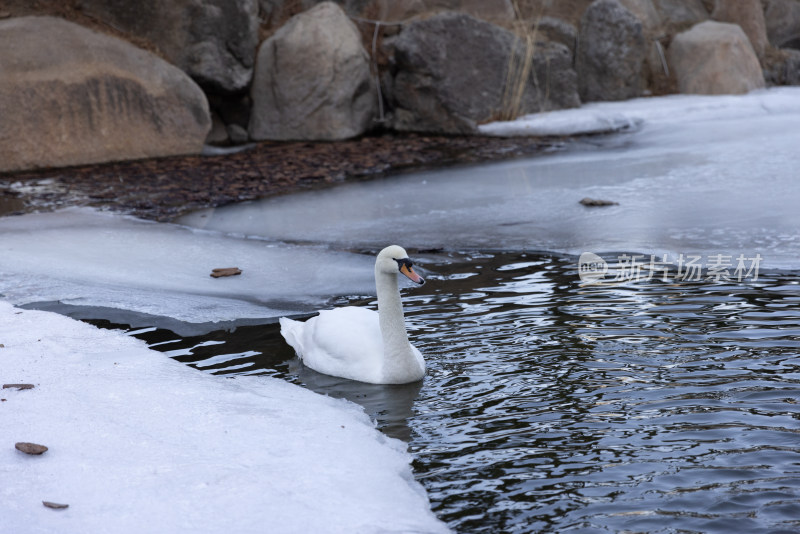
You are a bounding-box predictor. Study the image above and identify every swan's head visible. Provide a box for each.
[376,245,425,285]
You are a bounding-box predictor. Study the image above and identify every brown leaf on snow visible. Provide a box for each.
[15,442,48,455]
[210,267,242,278]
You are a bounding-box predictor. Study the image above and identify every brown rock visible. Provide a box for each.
[15,442,49,455]
[77,0,259,93]
[0,16,211,173]
[668,20,765,94]
[711,0,768,58]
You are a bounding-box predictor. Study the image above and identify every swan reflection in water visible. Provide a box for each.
[294,363,424,442]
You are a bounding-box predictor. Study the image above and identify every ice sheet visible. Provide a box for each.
[2,89,798,330]
[180,88,800,270]
[0,301,449,534]
[0,208,375,323]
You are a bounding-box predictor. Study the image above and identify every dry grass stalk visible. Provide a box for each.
[499,0,543,121]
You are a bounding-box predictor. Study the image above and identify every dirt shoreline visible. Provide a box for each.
[0,133,563,222]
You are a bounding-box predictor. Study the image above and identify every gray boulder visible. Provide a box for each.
[515,0,595,26]
[387,12,579,134]
[259,0,373,28]
[618,0,673,94]
[536,16,578,56]
[764,48,800,86]
[78,0,259,93]
[364,0,515,23]
[248,2,376,141]
[668,20,765,94]
[764,0,800,49]
[651,0,709,33]
[576,0,647,102]
[619,0,663,33]
[0,16,211,173]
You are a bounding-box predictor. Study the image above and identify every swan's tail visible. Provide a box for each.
[279,317,305,359]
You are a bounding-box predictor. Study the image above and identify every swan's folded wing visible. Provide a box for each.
[303,307,384,383]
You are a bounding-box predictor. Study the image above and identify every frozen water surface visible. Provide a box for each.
[0,208,375,324]
[180,88,800,270]
[3,89,798,328]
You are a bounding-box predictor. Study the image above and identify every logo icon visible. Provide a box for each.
[578,252,608,285]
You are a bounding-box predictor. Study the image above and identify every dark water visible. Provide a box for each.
[85,251,800,533]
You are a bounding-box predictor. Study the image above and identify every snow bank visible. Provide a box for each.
[478,87,800,136]
[0,301,449,533]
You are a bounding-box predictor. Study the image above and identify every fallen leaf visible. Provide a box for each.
[210,267,242,278]
[580,197,619,207]
[43,501,69,510]
[15,442,48,455]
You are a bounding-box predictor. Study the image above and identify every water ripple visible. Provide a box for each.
[111,252,800,533]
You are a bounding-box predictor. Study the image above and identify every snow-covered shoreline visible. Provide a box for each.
[0,301,449,533]
[478,87,800,137]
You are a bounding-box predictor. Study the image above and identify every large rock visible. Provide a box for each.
[536,16,578,56]
[668,20,765,94]
[364,0,515,23]
[651,0,709,33]
[516,0,595,26]
[711,0,768,58]
[764,47,800,85]
[764,0,800,49]
[386,12,579,133]
[78,0,259,93]
[618,0,675,94]
[0,16,211,173]
[260,1,372,19]
[248,2,376,141]
[259,0,375,29]
[619,0,663,33]
[576,0,647,102]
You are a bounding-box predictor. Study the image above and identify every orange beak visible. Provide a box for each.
[399,263,425,285]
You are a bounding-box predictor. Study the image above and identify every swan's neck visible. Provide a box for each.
[375,268,419,381]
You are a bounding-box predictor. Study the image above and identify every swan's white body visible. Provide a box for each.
[279,246,426,384]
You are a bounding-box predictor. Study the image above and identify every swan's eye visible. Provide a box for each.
[394,258,413,270]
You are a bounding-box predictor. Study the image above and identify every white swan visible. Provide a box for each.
[279,245,426,384]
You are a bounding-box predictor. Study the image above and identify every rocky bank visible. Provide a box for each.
[0,0,799,174]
